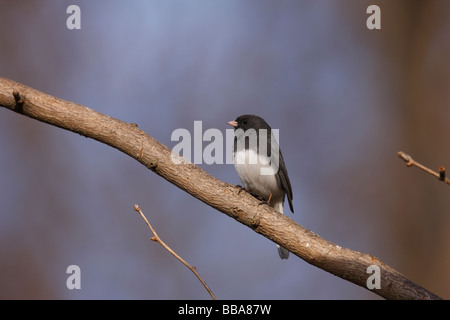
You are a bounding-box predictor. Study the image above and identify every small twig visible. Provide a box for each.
[133,204,217,300]
[397,151,450,185]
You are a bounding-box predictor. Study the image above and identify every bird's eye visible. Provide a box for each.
[242,120,247,125]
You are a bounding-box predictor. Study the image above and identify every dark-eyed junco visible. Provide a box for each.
[227,114,294,259]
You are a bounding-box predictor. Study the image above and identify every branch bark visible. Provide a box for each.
[0,77,442,300]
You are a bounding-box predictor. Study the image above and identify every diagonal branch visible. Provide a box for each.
[133,204,216,300]
[398,151,450,185]
[0,77,442,300]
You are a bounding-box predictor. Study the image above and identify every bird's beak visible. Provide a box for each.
[227,120,238,127]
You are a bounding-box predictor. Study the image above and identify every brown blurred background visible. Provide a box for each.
[0,0,449,299]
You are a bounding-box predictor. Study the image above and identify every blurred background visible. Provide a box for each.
[1,0,449,300]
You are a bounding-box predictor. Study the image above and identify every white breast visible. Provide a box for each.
[233,148,282,202]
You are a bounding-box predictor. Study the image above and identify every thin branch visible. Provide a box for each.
[397,151,450,185]
[0,77,442,300]
[133,204,216,300]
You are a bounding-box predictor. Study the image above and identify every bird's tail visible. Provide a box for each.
[274,200,289,259]
[277,245,289,259]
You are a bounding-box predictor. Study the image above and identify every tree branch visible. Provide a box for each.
[0,77,442,300]
[398,151,450,185]
[133,204,216,299]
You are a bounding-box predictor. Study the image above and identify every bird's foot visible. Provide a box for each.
[235,186,272,208]
[234,184,247,195]
[258,193,273,207]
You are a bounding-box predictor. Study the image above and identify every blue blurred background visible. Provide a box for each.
[1,0,450,299]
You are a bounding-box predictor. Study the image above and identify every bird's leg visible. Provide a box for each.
[234,184,247,195]
[235,185,272,207]
[258,193,272,207]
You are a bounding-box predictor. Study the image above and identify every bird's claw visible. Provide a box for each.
[234,184,246,195]
[235,185,272,207]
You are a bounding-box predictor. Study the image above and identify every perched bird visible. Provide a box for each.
[227,114,294,259]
